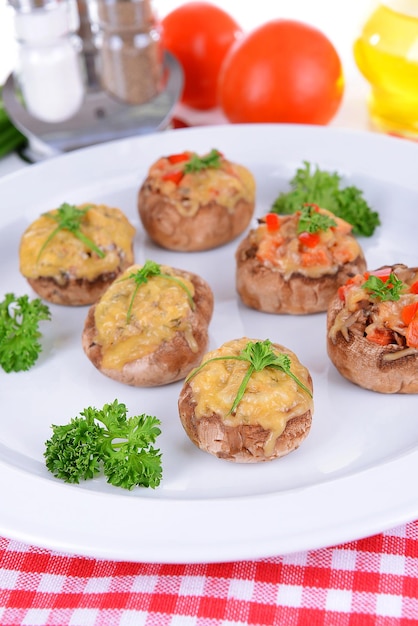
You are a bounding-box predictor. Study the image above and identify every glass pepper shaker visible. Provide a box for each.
[8,0,85,123]
[76,0,99,88]
[89,0,163,105]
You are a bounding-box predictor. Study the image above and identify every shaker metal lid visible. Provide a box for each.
[8,0,67,11]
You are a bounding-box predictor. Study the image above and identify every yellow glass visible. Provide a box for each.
[354,1,418,138]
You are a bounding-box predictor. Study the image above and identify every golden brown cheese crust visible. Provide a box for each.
[19,203,135,306]
[82,265,214,387]
[236,210,366,314]
[178,338,314,462]
[138,152,256,251]
[327,264,418,393]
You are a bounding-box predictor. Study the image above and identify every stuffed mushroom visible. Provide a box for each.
[236,205,366,314]
[138,148,256,251]
[82,260,214,386]
[178,337,314,462]
[327,263,418,393]
[19,202,136,306]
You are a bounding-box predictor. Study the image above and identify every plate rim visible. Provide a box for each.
[1,123,417,563]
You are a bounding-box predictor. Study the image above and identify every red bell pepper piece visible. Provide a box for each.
[401,301,418,325]
[265,213,280,232]
[409,280,418,294]
[162,170,184,184]
[366,327,393,345]
[338,277,356,301]
[406,317,418,348]
[338,285,346,301]
[298,231,320,248]
[300,248,329,267]
[368,267,392,282]
[167,152,190,164]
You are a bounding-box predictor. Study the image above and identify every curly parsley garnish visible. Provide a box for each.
[362,273,405,301]
[187,339,312,415]
[122,260,195,323]
[297,204,337,234]
[272,161,380,237]
[184,149,222,173]
[0,293,51,373]
[37,202,105,261]
[44,399,162,490]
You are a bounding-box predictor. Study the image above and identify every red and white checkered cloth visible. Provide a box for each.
[1,521,417,626]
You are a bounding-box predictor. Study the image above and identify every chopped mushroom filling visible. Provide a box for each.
[329,264,418,358]
[253,206,363,279]
[145,150,256,218]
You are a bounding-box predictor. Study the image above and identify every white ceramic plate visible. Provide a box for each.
[1,124,418,564]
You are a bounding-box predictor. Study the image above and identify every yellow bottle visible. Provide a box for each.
[354,0,418,138]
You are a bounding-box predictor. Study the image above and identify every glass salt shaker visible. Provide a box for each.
[9,0,85,124]
[89,0,163,105]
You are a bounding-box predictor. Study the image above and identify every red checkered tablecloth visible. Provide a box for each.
[1,522,417,626]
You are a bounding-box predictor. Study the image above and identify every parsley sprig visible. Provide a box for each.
[297,204,337,234]
[272,161,380,237]
[44,400,162,490]
[0,293,51,373]
[184,149,222,173]
[187,339,312,415]
[362,273,405,301]
[37,203,105,261]
[122,260,195,323]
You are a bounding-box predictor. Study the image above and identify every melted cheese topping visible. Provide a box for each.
[19,204,135,283]
[189,338,313,456]
[147,155,256,217]
[255,209,362,279]
[94,264,196,370]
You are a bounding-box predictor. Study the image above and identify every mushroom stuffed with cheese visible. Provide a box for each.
[236,204,367,314]
[82,260,214,386]
[138,148,256,251]
[327,263,418,393]
[19,202,136,306]
[178,337,314,462]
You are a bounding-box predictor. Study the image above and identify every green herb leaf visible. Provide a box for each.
[44,416,103,483]
[272,161,380,237]
[187,339,312,416]
[123,260,195,323]
[297,204,337,234]
[37,203,105,261]
[44,400,162,490]
[183,149,222,173]
[333,185,380,237]
[0,87,27,158]
[0,293,51,372]
[362,272,405,301]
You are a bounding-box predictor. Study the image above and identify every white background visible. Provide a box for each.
[0,0,378,131]
[0,0,377,81]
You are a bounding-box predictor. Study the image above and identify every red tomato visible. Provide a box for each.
[218,19,344,124]
[161,2,242,110]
